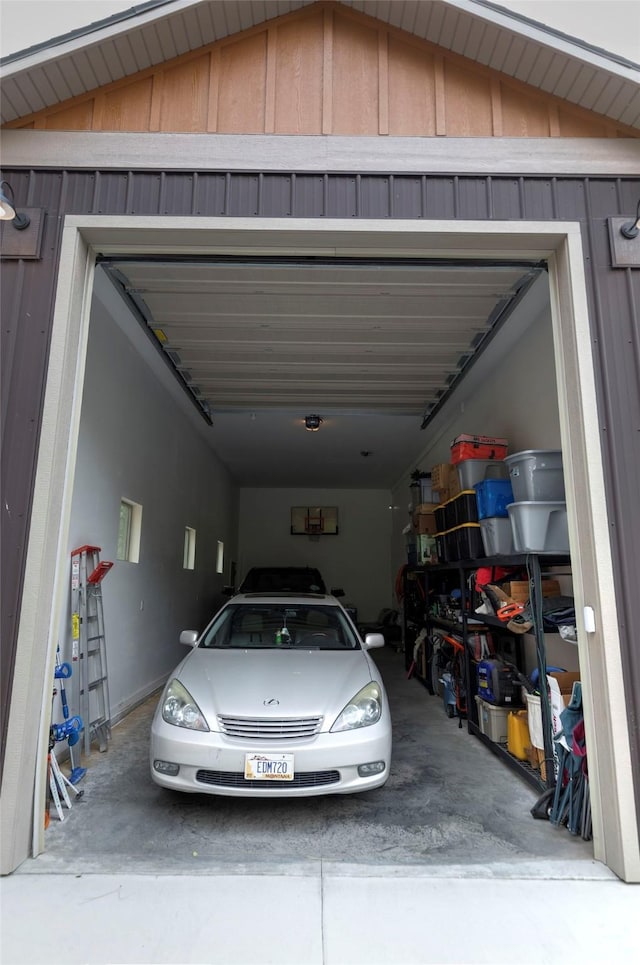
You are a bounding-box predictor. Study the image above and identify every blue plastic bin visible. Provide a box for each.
[474,479,514,519]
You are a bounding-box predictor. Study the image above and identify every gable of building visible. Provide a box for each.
[4,2,637,137]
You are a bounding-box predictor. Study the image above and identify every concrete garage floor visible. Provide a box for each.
[5,647,639,965]
[24,645,595,875]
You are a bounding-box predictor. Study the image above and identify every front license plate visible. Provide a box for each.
[244,753,295,781]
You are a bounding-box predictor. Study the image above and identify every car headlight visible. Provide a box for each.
[162,679,209,731]
[330,682,382,732]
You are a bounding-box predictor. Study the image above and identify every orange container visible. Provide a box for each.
[507,710,529,760]
[451,434,508,464]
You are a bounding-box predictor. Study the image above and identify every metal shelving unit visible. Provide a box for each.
[402,553,571,790]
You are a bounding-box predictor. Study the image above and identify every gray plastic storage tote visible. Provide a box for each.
[504,450,565,502]
[507,501,569,553]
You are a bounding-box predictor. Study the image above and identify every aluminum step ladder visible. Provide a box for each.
[71,545,113,755]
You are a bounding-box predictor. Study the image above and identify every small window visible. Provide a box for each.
[117,498,142,563]
[216,540,224,574]
[184,527,196,570]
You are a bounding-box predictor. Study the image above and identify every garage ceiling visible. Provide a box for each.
[102,258,542,488]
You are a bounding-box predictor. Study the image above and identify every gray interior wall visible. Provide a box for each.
[238,488,393,623]
[61,285,238,723]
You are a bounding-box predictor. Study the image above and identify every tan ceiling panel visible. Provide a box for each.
[107,258,537,416]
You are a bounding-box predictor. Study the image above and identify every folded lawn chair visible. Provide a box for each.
[548,681,592,840]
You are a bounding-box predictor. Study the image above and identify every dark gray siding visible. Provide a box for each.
[2,169,639,827]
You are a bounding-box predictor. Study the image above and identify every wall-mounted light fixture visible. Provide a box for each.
[0,180,31,230]
[620,199,640,240]
[304,414,322,431]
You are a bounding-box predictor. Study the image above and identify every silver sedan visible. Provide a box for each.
[150,593,391,796]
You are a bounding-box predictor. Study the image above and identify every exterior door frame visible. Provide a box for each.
[3,215,638,882]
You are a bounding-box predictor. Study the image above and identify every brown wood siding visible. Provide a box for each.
[160,55,212,133]
[332,12,379,135]
[219,32,268,133]
[387,36,437,137]
[4,3,638,138]
[444,60,493,137]
[102,77,154,131]
[2,169,640,846]
[274,11,324,134]
[501,85,550,137]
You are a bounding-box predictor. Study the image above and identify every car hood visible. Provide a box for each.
[175,648,376,729]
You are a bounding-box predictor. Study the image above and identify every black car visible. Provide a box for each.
[239,566,327,594]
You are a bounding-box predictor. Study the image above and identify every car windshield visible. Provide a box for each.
[200,603,359,650]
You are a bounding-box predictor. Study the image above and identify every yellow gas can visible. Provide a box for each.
[507,710,529,760]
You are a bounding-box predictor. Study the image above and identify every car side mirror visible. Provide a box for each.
[331,587,345,597]
[179,630,199,647]
[222,585,236,597]
[362,632,385,650]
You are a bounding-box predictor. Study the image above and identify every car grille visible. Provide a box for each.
[217,715,323,739]
[196,769,340,789]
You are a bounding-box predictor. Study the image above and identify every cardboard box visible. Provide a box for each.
[549,671,580,697]
[507,579,561,603]
[431,463,452,491]
[431,463,461,501]
[448,470,461,499]
[413,502,439,535]
[416,515,437,535]
[527,745,547,782]
[414,502,440,515]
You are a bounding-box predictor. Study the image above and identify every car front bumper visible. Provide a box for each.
[150,711,391,797]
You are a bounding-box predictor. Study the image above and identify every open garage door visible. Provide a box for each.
[43,252,587,876]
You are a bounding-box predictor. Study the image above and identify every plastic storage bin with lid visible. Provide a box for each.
[440,523,485,562]
[451,433,508,465]
[504,450,565,502]
[474,479,514,519]
[479,516,514,555]
[507,500,569,553]
[442,490,479,530]
[457,458,508,490]
[474,696,511,743]
[410,471,436,508]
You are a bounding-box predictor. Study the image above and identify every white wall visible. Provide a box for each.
[238,488,393,622]
[60,284,238,723]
